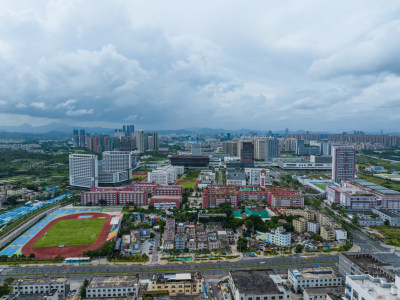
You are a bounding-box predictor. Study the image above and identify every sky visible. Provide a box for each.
[0,0,400,132]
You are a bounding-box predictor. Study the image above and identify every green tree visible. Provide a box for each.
[312,234,323,242]
[99,199,107,206]
[237,237,248,252]
[80,279,89,297]
[351,216,359,225]
[384,219,390,226]
[295,244,303,253]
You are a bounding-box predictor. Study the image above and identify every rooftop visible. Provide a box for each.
[303,286,344,296]
[152,272,201,284]
[348,274,398,300]
[377,209,400,218]
[291,267,338,279]
[13,278,68,286]
[87,276,138,289]
[230,270,281,295]
[226,171,246,180]
[342,253,394,282]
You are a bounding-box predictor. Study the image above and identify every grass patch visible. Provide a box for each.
[34,218,106,247]
[177,181,197,189]
[132,174,147,181]
[314,184,327,191]
[372,226,400,246]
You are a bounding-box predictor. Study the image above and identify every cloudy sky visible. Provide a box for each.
[0,0,400,132]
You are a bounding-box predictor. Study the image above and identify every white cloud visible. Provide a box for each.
[30,102,47,109]
[66,108,94,116]
[0,100,7,105]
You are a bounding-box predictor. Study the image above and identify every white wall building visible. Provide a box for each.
[147,165,184,185]
[69,154,98,189]
[86,276,138,298]
[288,267,342,293]
[345,274,400,300]
[334,229,347,241]
[191,143,202,155]
[265,226,291,247]
[307,221,320,234]
[12,278,70,297]
[102,151,132,173]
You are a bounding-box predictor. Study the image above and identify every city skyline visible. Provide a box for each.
[1,1,400,131]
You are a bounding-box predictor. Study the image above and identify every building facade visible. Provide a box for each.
[69,154,98,189]
[332,146,356,183]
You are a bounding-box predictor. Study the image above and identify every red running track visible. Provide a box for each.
[21,213,113,259]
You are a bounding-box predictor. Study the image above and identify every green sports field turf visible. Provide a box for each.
[178,182,197,189]
[33,218,106,248]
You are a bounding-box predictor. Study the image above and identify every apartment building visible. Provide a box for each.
[332,146,356,183]
[293,218,307,233]
[266,227,291,247]
[320,226,336,241]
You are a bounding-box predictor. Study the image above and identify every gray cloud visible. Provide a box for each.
[0,0,400,131]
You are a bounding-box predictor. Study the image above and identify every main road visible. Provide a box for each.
[0,254,338,278]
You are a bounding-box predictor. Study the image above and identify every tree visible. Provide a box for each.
[99,199,107,206]
[237,237,248,252]
[80,279,89,297]
[245,219,254,232]
[351,216,359,225]
[312,234,323,242]
[295,244,303,253]
[384,219,390,226]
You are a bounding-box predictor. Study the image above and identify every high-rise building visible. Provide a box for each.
[114,136,136,151]
[69,154,98,189]
[86,136,99,153]
[126,125,135,137]
[148,132,159,151]
[222,141,239,157]
[79,130,86,148]
[137,130,145,153]
[191,143,201,155]
[241,141,254,167]
[72,129,79,147]
[332,146,356,183]
[102,151,132,173]
[265,138,279,159]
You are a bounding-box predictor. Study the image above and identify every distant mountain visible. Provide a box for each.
[0,122,397,136]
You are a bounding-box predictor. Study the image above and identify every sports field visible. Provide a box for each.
[314,184,327,191]
[33,218,106,248]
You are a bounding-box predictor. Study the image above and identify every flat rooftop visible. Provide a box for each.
[88,276,138,289]
[378,209,400,218]
[342,253,394,282]
[230,270,281,295]
[292,267,338,279]
[13,277,68,286]
[350,275,397,300]
[152,272,201,284]
[303,286,344,296]
[226,172,246,180]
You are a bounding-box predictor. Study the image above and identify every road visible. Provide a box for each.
[151,232,160,264]
[0,254,338,278]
